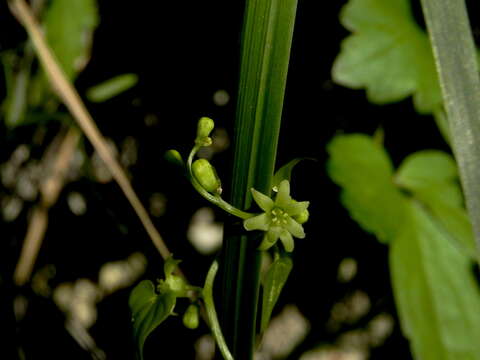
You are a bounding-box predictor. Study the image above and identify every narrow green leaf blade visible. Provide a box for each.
[327,134,407,242]
[332,0,441,113]
[390,202,480,360]
[260,255,293,332]
[420,0,480,252]
[86,73,138,103]
[129,280,176,360]
[43,0,99,80]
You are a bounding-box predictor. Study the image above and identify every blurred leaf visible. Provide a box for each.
[390,202,480,360]
[260,255,293,332]
[421,191,477,260]
[129,280,176,360]
[86,73,138,103]
[396,150,461,206]
[43,0,99,80]
[396,151,476,259]
[327,134,408,242]
[328,134,480,358]
[1,52,30,127]
[396,151,457,186]
[332,0,441,114]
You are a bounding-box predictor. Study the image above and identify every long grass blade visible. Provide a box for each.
[220,0,298,358]
[420,0,480,253]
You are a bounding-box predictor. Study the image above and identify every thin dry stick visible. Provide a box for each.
[8,0,171,260]
[14,128,80,285]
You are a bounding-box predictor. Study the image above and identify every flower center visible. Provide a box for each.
[270,207,289,226]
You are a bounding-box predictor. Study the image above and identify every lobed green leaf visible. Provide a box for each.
[328,134,480,358]
[391,202,480,360]
[332,0,441,114]
[327,134,407,242]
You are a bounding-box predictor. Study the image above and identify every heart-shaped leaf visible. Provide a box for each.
[129,280,176,360]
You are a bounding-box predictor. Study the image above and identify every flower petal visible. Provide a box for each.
[243,213,270,231]
[285,217,305,239]
[258,230,279,251]
[279,229,294,252]
[285,200,309,216]
[275,180,292,209]
[251,188,274,212]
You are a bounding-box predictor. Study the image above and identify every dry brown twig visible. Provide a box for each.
[14,127,80,286]
[9,0,172,285]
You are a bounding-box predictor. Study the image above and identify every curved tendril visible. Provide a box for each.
[187,146,253,220]
[203,260,234,360]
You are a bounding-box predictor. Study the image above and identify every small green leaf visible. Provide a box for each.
[391,202,480,360]
[43,0,99,80]
[272,158,310,191]
[327,134,408,242]
[129,280,176,360]
[332,0,442,114]
[86,73,138,103]
[260,255,293,332]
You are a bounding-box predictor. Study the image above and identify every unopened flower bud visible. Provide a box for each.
[183,303,200,329]
[293,209,309,224]
[192,159,222,194]
[196,117,215,145]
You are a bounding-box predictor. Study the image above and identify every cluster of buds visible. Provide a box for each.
[167,117,310,253]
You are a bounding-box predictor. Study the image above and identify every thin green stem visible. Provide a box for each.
[203,260,233,360]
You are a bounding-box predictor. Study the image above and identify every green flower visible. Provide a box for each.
[243,180,309,252]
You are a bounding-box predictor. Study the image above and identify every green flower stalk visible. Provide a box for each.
[243,180,309,252]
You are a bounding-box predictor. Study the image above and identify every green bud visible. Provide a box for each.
[196,117,215,146]
[196,117,215,139]
[192,159,222,194]
[183,303,200,329]
[165,149,184,167]
[293,209,309,224]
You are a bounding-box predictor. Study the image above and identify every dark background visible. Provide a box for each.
[2,0,472,359]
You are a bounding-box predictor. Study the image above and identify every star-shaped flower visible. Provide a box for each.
[243,180,309,252]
